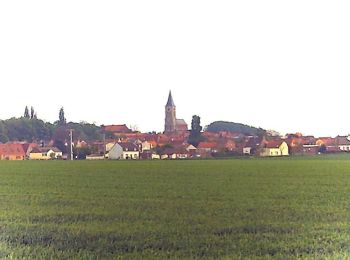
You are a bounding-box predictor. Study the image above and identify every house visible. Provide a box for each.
[197,142,218,153]
[243,137,261,155]
[316,137,335,147]
[160,147,189,159]
[108,143,123,159]
[222,139,236,151]
[106,142,117,153]
[86,154,105,160]
[141,141,153,152]
[140,150,159,160]
[260,141,289,157]
[186,145,197,157]
[29,147,62,160]
[102,124,132,134]
[0,143,26,160]
[302,145,319,155]
[108,142,140,160]
[335,136,350,152]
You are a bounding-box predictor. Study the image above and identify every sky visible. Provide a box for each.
[1,1,350,137]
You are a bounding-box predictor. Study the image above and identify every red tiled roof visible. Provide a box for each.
[197,142,218,149]
[316,137,335,146]
[335,136,350,145]
[103,124,131,133]
[0,144,26,156]
[264,140,285,148]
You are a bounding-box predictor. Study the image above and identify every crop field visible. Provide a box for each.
[1,157,350,259]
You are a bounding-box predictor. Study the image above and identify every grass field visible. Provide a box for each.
[1,157,350,258]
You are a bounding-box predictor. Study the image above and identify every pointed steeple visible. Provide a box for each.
[166,91,175,107]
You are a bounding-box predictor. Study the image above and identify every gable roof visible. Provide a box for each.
[336,136,350,145]
[264,140,285,149]
[31,147,62,153]
[197,142,218,149]
[103,124,131,133]
[0,144,25,156]
[118,142,140,152]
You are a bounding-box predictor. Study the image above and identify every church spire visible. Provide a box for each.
[166,90,175,107]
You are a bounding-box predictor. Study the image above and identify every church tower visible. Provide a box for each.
[164,91,176,134]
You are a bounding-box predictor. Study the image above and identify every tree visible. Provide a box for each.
[58,107,66,126]
[24,106,30,119]
[206,121,266,136]
[30,106,35,119]
[188,115,203,147]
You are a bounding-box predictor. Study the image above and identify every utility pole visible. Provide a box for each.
[103,132,106,159]
[69,129,74,161]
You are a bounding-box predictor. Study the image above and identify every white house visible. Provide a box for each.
[108,142,140,160]
[29,147,62,160]
[336,136,350,152]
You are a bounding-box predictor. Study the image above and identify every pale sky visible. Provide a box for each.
[1,1,349,137]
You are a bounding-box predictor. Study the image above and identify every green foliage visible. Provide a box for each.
[188,115,204,146]
[24,106,30,119]
[30,106,35,119]
[0,117,101,143]
[2,157,350,258]
[206,121,266,136]
[74,146,93,160]
[0,121,9,143]
[58,107,66,126]
[2,118,52,142]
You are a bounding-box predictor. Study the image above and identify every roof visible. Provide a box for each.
[197,142,218,149]
[31,147,62,153]
[162,147,188,155]
[0,144,25,156]
[336,136,350,145]
[175,119,188,131]
[264,140,285,149]
[21,143,37,153]
[118,142,140,152]
[166,91,175,107]
[244,137,262,148]
[316,137,335,146]
[176,119,187,126]
[103,124,132,133]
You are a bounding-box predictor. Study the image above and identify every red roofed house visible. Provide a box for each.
[197,142,218,157]
[260,140,289,157]
[0,143,26,160]
[102,124,132,134]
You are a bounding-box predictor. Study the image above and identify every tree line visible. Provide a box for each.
[0,107,102,148]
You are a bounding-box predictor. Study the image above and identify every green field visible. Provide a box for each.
[1,157,350,259]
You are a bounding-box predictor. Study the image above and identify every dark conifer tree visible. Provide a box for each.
[188,115,203,147]
[58,107,66,125]
[30,106,35,119]
[24,106,30,119]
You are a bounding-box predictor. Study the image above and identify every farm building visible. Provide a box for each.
[0,143,26,160]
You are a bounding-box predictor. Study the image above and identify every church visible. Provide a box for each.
[164,91,188,134]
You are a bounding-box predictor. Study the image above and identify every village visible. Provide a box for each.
[0,92,350,161]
